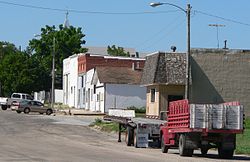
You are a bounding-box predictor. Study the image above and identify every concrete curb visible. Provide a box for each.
[55,109,105,116]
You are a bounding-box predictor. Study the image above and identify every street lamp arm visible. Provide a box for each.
[150,2,186,13]
[150,2,191,100]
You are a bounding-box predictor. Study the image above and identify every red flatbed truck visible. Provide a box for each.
[160,99,244,159]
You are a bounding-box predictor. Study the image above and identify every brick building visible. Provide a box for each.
[63,53,145,108]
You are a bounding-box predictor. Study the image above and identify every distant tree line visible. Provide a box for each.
[0,24,131,97]
[0,24,87,97]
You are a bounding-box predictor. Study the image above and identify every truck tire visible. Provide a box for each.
[218,147,234,159]
[16,110,21,114]
[134,132,138,148]
[161,135,169,153]
[125,127,134,146]
[46,109,53,115]
[201,147,209,155]
[1,105,7,110]
[179,134,193,157]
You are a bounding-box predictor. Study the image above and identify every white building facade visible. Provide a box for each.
[63,54,79,108]
[85,67,146,113]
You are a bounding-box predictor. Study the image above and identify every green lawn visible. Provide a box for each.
[236,117,250,155]
[89,118,124,132]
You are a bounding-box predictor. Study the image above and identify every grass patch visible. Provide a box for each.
[236,117,250,155]
[89,118,125,132]
[128,106,146,118]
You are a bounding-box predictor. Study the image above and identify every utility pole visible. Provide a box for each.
[150,2,191,100]
[185,4,191,100]
[209,24,225,48]
[51,37,55,110]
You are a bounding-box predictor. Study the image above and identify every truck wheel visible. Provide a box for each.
[201,147,209,155]
[218,147,234,159]
[46,109,53,115]
[24,108,30,114]
[161,135,169,153]
[125,127,134,146]
[179,134,193,157]
[1,105,7,110]
[16,110,21,114]
[134,132,138,148]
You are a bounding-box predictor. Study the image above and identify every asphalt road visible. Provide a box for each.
[0,109,249,162]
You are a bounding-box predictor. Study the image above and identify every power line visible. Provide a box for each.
[195,10,250,27]
[1,1,249,26]
[136,15,183,49]
[140,18,186,51]
[0,1,179,15]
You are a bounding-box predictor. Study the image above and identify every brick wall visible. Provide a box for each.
[78,54,145,74]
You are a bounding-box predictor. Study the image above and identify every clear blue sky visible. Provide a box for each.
[0,0,250,53]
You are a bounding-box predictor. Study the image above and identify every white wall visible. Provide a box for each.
[85,69,95,111]
[63,58,70,105]
[63,54,78,108]
[105,84,146,113]
[78,74,86,109]
[55,89,63,103]
[95,80,105,112]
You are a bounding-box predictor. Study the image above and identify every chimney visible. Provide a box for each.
[171,46,177,52]
[223,40,228,49]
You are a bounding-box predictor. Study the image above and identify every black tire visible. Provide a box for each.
[39,112,44,115]
[24,108,30,114]
[1,105,7,110]
[134,132,138,148]
[46,109,53,115]
[218,147,234,159]
[125,127,134,146]
[16,110,21,114]
[179,134,193,157]
[201,146,209,155]
[161,135,169,153]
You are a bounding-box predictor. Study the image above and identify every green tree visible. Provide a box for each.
[29,24,87,89]
[107,45,130,57]
[0,42,17,61]
[0,49,46,96]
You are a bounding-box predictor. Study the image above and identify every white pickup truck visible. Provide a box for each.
[0,93,33,110]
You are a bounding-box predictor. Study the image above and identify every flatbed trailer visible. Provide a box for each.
[160,99,244,159]
[104,115,165,148]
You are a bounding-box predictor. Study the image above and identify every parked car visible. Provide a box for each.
[14,100,53,115]
[1,93,34,110]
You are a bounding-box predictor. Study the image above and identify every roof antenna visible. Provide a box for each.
[208,24,225,48]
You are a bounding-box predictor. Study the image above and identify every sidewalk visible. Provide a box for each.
[55,108,106,116]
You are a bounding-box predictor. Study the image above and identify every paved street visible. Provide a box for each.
[0,109,249,162]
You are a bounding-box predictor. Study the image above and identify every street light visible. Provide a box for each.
[34,35,55,109]
[150,2,191,100]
